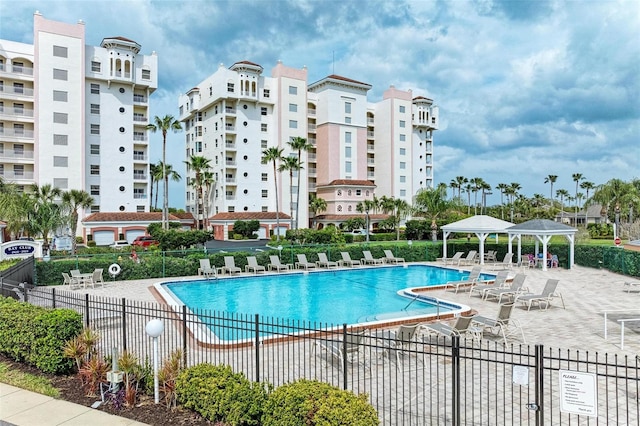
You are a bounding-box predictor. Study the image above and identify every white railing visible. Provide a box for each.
[133,116,147,122]
[133,134,147,141]
[0,129,34,138]
[0,150,34,159]
[133,95,147,103]
[133,154,147,161]
[133,174,147,180]
[0,108,35,118]
[1,64,34,76]
[0,171,34,180]
[133,194,147,199]
[601,308,640,349]
[0,86,34,97]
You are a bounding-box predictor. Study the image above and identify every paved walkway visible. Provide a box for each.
[0,383,148,426]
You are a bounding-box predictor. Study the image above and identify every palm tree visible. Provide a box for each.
[356,198,378,242]
[29,184,64,249]
[463,182,473,214]
[261,147,284,239]
[309,194,327,230]
[505,182,521,222]
[380,196,411,240]
[149,162,163,211]
[413,186,453,241]
[278,156,303,230]
[449,179,459,200]
[580,181,596,203]
[572,173,584,226]
[544,175,558,205]
[159,162,181,223]
[61,189,94,254]
[480,181,492,214]
[184,155,212,230]
[496,183,509,219]
[147,115,183,229]
[201,171,215,230]
[287,137,313,229]
[455,176,468,201]
[556,189,570,221]
[469,177,484,215]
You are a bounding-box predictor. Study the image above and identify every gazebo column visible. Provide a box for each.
[566,234,575,269]
[443,231,451,259]
[476,232,490,265]
[536,235,552,271]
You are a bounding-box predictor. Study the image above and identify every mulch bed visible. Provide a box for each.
[0,355,213,425]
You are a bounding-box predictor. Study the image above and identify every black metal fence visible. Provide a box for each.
[0,256,35,299]
[21,286,639,425]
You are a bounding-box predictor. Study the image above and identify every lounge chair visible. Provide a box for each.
[458,250,478,266]
[91,268,105,287]
[70,269,92,288]
[515,279,564,310]
[483,250,497,263]
[362,250,384,265]
[469,270,510,299]
[484,273,528,303]
[338,252,361,267]
[268,255,290,272]
[623,281,640,293]
[316,252,338,268]
[422,316,481,341]
[520,254,535,269]
[378,324,422,367]
[199,258,217,278]
[437,251,464,265]
[383,250,405,264]
[62,272,79,289]
[471,303,526,344]
[314,330,368,370]
[223,256,242,275]
[445,266,482,294]
[489,253,513,270]
[295,254,316,270]
[245,256,265,274]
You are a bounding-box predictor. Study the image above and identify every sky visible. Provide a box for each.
[2,0,639,208]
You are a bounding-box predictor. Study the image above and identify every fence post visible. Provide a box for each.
[121,298,127,351]
[342,323,348,390]
[84,293,90,327]
[535,344,544,426]
[182,305,188,367]
[255,314,260,383]
[451,335,461,426]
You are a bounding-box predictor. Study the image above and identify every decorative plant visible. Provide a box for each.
[78,357,110,397]
[159,349,184,409]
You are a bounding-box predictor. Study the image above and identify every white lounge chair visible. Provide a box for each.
[295,254,316,270]
[383,250,405,264]
[438,251,463,265]
[314,330,368,370]
[268,255,290,272]
[445,266,483,294]
[489,253,513,270]
[245,256,265,274]
[484,273,528,304]
[223,256,242,275]
[458,250,478,266]
[62,272,80,289]
[422,316,481,341]
[469,270,510,299]
[472,303,526,344]
[316,252,338,268]
[378,324,422,367]
[92,268,105,287]
[515,279,564,310]
[362,250,384,265]
[338,252,361,267]
[623,281,640,293]
[199,258,217,278]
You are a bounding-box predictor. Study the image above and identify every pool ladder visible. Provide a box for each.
[402,293,441,318]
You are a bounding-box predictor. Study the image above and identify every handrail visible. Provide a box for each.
[617,318,640,350]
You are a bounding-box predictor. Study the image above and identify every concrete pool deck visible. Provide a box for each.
[75,263,640,356]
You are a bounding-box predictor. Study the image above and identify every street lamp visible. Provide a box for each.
[145,319,164,404]
[614,204,621,240]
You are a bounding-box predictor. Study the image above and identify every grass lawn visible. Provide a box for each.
[0,362,59,397]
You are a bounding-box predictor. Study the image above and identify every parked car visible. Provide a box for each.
[131,236,159,248]
[110,240,130,249]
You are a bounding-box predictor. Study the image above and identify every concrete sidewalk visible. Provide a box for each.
[0,383,148,426]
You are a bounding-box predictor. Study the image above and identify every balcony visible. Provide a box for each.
[0,171,34,180]
[0,64,34,78]
[367,131,374,138]
[307,153,316,161]
[367,172,375,179]
[225,141,236,149]
[0,128,35,139]
[225,107,236,114]
[367,158,375,165]
[133,153,147,161]
[367,117,374,124]
[225,178,236,184]
[133,193,147,199]
[133,94,147,104]
[308,168,316,176]
[133,173,147,180]
[133,134,147,142]
[225,160,237,167]
[308,138,316,145]
[308,108,316,116]
[133,115,147,122]
[0,150,34,160]
[367,144,375,151]
[0,106,35,120]
[225,195,236,200]
[225,124,235,132]
[308,124,316,133]
[0,86,34,98]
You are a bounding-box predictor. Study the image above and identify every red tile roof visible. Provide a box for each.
[104,36,138,44]
[315,214,389,221]
[210,212,291,220]
[322,179,376,187]
[233,60,262,67]
[326,74,369,86]
[83,212,183,222]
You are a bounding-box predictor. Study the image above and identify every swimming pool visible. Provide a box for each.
[157,265,482,341]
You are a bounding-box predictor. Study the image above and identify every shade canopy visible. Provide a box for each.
[506,219,577,270]
[440,215,515,265]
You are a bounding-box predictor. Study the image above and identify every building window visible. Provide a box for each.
[261,140,268,149]
[90,104,100,114]
[90,205,100,213]
[262,206,268,212]
[400,190,406,196]
[263,89,270,98]
[345,102,351,114]
[345,132,351,143]
[53,134,68,145]
[289,103,297,112]
[261,190,268,198]
[399,105,405,113]
[261,123,267,132]
[227,206,235,213]
[356,189,362,196]
[141,69,151,80]
[53,112,68,124]
[53,45,68,58]
[289,86,297,95]
[399,120,406,128]
[53,156,68,167]
[53,178,68,189]
[400,162,406,169]
[90,144,100,155]
[261,107,267,115]
[399,134,406,142]
[345,161,352,173]
[90,124,100,135]
[137,205,145,212]
[53,68,68,80]
[400,148,406,155]
[91,61,101,72]
[345,117,351,124]
[261,173,268,181]
[90,165,100,175]
[400,176,406,183]
[289,120,297,129]
[53,90,68,102]
[227,82,234,92]
[89,185,100,196]
[345,146,351,158]
[90,83,100,94]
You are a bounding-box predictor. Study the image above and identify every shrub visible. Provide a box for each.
[261,379,378,426]
[177,363,269,425]
[0,297,82,374]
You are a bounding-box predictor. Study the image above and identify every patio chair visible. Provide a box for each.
[515,279,564,311]
[383,250,405,264]
[471,303,526,344]
[62,272,79,289]
[520,254,535,269]
[91,268,105,288]
[437,251,464,265]
[422,315,481,341]
[483,250,497,263]
[484,273,528,303]
[314,330,368,371]
[245,256,265,274]
[295,254,316,270]
[268,255,290,272]
[623,281,640,293]
[338,252,361,267]
[458,250,478,266]
[489,253,513,270]
[378,324,422,367]
[362,250,384,265]
[223,256,242,275]
[316,252,338,268]
[199,258,217,278]
[469,270,510,299]
[445,266,483,294]
[70,269,91,288]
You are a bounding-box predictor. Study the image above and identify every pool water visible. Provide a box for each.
[163,265,483,332]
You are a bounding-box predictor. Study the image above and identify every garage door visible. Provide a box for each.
[126,230,146,243]
[257,226,267,239]
[93,230,115,246]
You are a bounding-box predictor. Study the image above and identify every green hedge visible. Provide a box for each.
[0,297,82,374]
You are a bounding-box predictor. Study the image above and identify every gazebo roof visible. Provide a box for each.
[441,215,515,233]
[507,219,577,235]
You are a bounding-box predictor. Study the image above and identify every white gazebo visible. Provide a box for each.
[440,215,515,265]
[507,219,577,271]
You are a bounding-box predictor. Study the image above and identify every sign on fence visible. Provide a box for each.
[559,370,598,417]
[0,241,42,261]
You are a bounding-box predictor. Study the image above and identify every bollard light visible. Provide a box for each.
[145,319,164,404]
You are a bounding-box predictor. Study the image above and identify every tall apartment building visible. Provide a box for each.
[179,60,437,238]
[0,12,157,218]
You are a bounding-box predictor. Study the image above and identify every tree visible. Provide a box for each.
[556,189,570,221]
[309,194,327,230]
[356,199,378,242]
[580,181,596,203]
[469,177,484,215]
[496,183,509,220]
[380,196,411,240]
[147,115,183,230]
[505,182,521,222]
[61,189,94,254]
[184,155,212,230]
[287,137,313,229]
[149,162,163,210]
[455,176,468,201]
[572,173,584,226]
[29,184,64,249]
[278,156,303,231]
[413,186,453,241]
[544,175,558,205]
[463,182,473,214]
[159,162,181,224]
[201,171,215,230]
[261,147,285,239]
